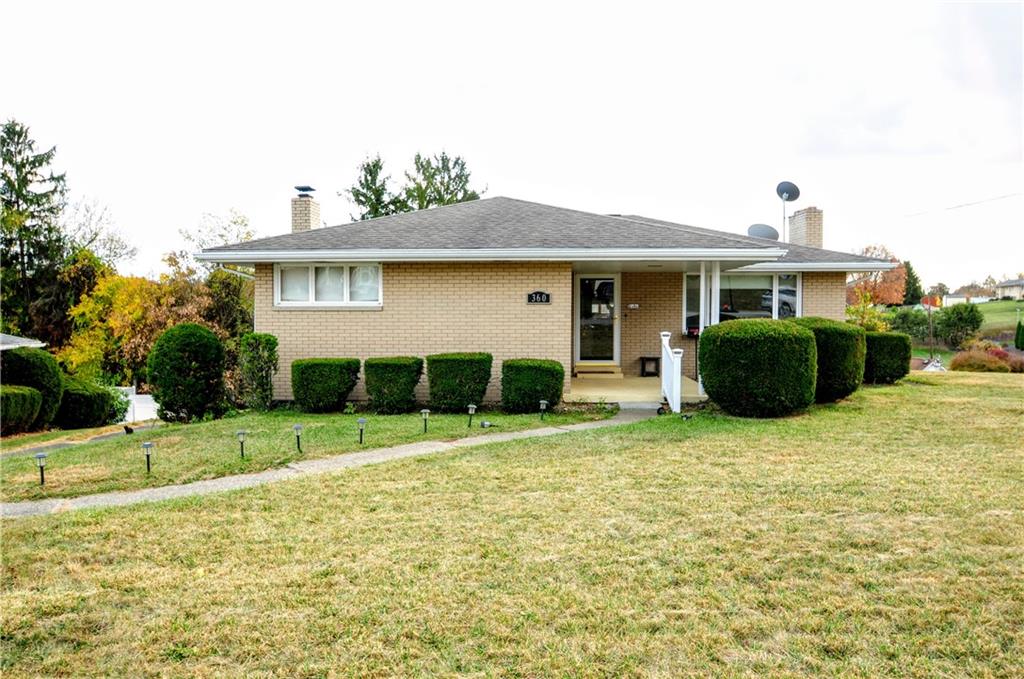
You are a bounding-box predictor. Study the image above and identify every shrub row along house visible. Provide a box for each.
[197,194,893,407]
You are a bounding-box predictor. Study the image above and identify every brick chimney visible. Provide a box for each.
[788,206,823,248]
[291,186,320,233]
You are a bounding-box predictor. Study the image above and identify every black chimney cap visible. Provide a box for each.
[294,185,316,196]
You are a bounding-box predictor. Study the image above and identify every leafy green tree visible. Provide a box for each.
[343,155,406,220]
[936,303,983,348]
[902,261,924,305]
[344,152,483,219]
[31,248,113,348]
[928,282,949,298]
[403,152,481,210]
[1,119,68,336]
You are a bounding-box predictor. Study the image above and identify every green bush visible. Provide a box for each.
[364,356,423,414]
[55,377,118,429]
[239,332,279,410]
[1015,320,1024,351]
[0,385,42,435]
[863,332,912,384]
[291,358,361,412]
[146,323,226,422]
[698,319,817,418]
[887,307,929,341]
[501,359,565,413]
[936,303,983,348]
[949,350,1010,373]
[0,347,64,430]
[107,387,130,424]
[789,317,866,403]
[426,353,493,412]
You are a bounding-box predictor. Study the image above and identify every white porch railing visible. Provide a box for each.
[660,331,684,413]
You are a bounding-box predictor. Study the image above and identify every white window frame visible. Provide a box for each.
[683,270,802,330]
[273,262,383,308]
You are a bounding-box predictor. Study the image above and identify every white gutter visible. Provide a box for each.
[734,261,898,273]
[195,247,789,264]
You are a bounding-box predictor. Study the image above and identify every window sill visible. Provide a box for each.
[272,304,383,311]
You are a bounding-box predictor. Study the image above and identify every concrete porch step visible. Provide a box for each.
[574,364,624,379]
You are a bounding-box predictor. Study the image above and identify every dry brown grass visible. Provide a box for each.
[2,372,1022,677]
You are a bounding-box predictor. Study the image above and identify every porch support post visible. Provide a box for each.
[698,261,707,396]
[710,261,721,325]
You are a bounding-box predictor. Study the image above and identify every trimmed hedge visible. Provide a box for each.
[291,358,361,412]
[0,347,64,430]
[501,359,565,413]
[1,385,43,435]
[147,323,226,422]
[790,317,866,402]
[364,356,423,414]
[426,353,493,412]
[698,319,817,418]
[55,378,117,429]
[863,332,912,384]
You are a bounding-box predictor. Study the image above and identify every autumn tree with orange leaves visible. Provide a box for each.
[846,245,907,305]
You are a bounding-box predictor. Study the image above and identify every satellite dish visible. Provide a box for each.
[748,223,779,240]
[776,181,800,201]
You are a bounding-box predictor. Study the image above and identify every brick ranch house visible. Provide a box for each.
[197,194,893,406]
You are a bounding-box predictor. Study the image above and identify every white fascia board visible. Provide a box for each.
[195,247,789,264]
[734,261,897,273]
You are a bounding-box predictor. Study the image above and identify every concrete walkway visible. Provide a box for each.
[1,410,654,519]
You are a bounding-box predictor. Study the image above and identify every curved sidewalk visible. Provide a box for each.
[1,410,654,519]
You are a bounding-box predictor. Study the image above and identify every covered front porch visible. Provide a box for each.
[569,375,705,408]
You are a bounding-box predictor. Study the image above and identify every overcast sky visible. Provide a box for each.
[7,0,1023,288]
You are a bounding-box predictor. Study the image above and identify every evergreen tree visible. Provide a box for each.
[1015,320,1024,351]
[1,120,68,336]
[902,261,924,305]
[343,156,407,220]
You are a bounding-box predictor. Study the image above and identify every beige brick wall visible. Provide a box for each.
[801,272,847,320]
[255,262,572,402]
[789,206,823,248]
[290,197,320,233]
[619,272,696,379]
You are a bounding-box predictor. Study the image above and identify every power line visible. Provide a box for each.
[903,192,1022,218]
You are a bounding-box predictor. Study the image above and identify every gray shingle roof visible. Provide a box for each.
[199,196,890,267]
[203,197,777,253]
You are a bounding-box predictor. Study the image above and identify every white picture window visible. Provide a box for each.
[315,266,346,302]
[274,263,382,307]
[349,265,380,302]
[280,266,310,302]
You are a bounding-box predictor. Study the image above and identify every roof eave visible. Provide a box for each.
[734,261,898,273]
[195,247,788,264]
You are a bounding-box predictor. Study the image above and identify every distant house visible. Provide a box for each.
[0,334,46,352]
[995,278,1024,299]
[943,295,992,306]
[197,193,893,404]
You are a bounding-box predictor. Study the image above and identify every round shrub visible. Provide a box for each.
[0,347,64,430]
[364,356,423,414]
[936,303,983,348]
[0,385,42,435]
[501,359,565,413]
[789,317,866,402]
[698,319,817,418]
[863,332,912,384]
[291,358,361,412]
[949,350,1011,373]
[426,353,493,412]
[146,323,226,422]
[55,377,116,429]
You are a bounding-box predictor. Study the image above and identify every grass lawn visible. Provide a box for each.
[0,408,610,503]
[978,299,1023,333]
[0,422,152,453]
[2,372,1022,676]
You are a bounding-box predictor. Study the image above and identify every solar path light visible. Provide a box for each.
[237,430,247,458]
[421,409,430,434]
[357,417,367,444]
[34,453,47,485]
[539,400,549,420]
[142,442,154,474]
[293,424,303,453]
[467,404,477,428]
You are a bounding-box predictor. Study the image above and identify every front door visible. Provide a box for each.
[576,275,620,363]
